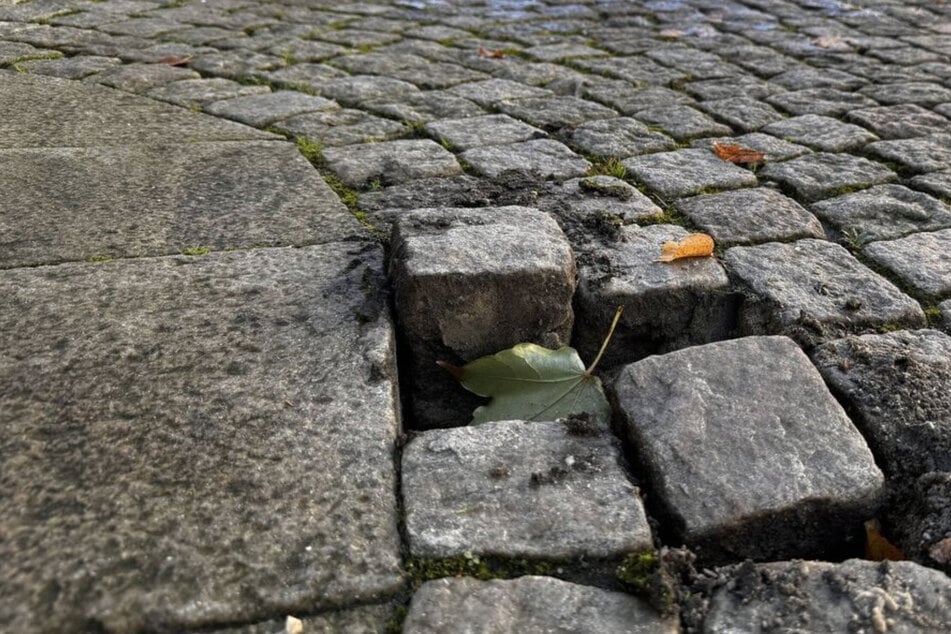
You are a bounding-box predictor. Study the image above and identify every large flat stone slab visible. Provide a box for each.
[610,336,884,563]
[695,559,951,634]
[0,69,276,147]
[812,330,951,481]
[0,244,403,632]
[0,141,362,268]
[724,239,926,346]
[404,576,678,634]
[402,419,652,561]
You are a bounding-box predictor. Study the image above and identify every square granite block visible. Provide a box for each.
[203,90,338,127]
[762,114,879,152]
[322,139,462,187]
[696,97,786,132]
[765,87,878,117]
[864,229,951,300]
[574,224,734,371]
[460,139,591,180]
[623,149,758,200]
[425,114,546,151]
[632,105,732,141]
[610,336,884,563]
[724,239,926,346]
[910,169,951,200]
[812,330,951,480]
[866,134,951,174]
[759,152,896,202]
[402,420,652,560]
[404,577,678,634]
[567,117,675,158]
[690,133,812,162]
[363,91,485,124]
[810,184,951,244]
[674,187,824,248]
[447,78,553,107]
[389,206,576,428]
[537,175,663,224]
[275,108,407,147]
[146,77,270,107]
[859,81,951,107]
[846,103,951,139]
[496,95,617,131]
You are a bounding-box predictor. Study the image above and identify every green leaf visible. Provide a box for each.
[451,343,612,425]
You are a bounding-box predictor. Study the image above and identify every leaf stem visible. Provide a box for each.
[585,305,624,375]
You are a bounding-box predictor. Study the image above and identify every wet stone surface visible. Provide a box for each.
[724,239,926,347]
[611,336,884,565]
[402,419,652,560]
[864,229,951,301]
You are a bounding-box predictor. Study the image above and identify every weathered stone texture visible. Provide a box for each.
[864,228,951,299]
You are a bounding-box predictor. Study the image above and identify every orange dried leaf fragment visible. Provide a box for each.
[864,519,905,562]
[657,233,715,262]
[712,142,765,165]
[477,47,506,59]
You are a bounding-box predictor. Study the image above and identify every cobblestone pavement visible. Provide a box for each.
[2,0,951,632]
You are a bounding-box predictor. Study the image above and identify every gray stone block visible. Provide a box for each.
[675,187,825,248]
[812,330,951,480]
[867,134,951,174]
[695,97,785,133]
[582,81,691,115]
[567,116,675,158]
[771,67,867,91]
[944,299,951,331]
[632,105,732,141]
[611,336,884,563]
[725,239,926,346]
[211,604,392,634]
[389,207,575,428]
[322,139,462,188]
[404,576,677,634]
[403,420,652,559]
[690,133,812,162]
[574,224,734,371]
[847,103,951,140]
[765,87,878,116]
[274,108,407,147]
[0,71,275,147]
[911,169,951,200]
[495,95,617,130]
[425,114,546,151]
[0,244,403,632]
[622,149,758,200]
[864,228,951,300]
[0,140,363,268]
[15,54,121,79]
[147,77,270,107]
[363,90,485,124]
[860,80,951,106]
[317,75,419,106]
[448,78,552,107]
[759,152,896,202]
[811,184,951,244]
[525,42,607,61]
[203,90,339,127]
[460,139,591,180]
[87,62,200,93]
[697,559,951,634]
[538,175,663,225]
[762,114,879,152]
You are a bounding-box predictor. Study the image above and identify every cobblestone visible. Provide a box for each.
[623,148,758,200]
[762,113,879,152]
[865,229,951,300]
[759,152,897,202]
[460,138,591,180]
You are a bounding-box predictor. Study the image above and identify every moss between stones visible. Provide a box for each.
[181,246,212,256]
[925,305,943,327]
[405,555,557,586]
[585,156,627,179]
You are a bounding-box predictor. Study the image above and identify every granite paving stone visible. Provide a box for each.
[846,103,951,139]
[761,114,879,152]
[425,114,545,151]
[274,108,407,147]
[389,206,575,428]
[322,139,461,188]
[402,419,652,559]
[86,63,200,92]
[15,54,121,79]
[538,175,663,224]
[684,76,780,101]
[867,134,951,174]
[362,91,484,123]
[759,152,897,202]
[911,169,951,200]
[611,336,884,563]
[765,87,879,116]
[460,139,591,180]
[811,184,951,244]
[812,329,951,481]
[567,116,676,158]
[266,39,347,62]
[724,239,926,345]
[771,67,867,91]
[695,97,786,133]
[944,300,951,331]
[311,28,401,48]
[524,42,607,61]
[864,229,951,300]
[632,104,732,141]
[0,71,276,147]
[260,62,349,92]
[186,50,285,79]
[0,244,403,632]
[203,91,339,127]
[571,55,687,86]
[404,577,678,634]
[98,17,188,38]
[495,95,617,131]
[447,78,552,107]
[674,187,825,248]
[315,75,419,107]
[586,83,692,115]
[690,133,812,162]
[147,77,270,107]
[622,148,759,200]
[0,40,61,66]
[573,224,734,370]
[697,559,951,633]
[119,42,217,64]
[860,81,951,106]
[0,141,363,268]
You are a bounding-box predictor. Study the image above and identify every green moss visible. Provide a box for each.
[405,555,557,586]
[616,550,658,592]
[637,207,688,227]
[85,254,114,263]
[402,119,427,137]
[181,246,212,256]
[279,50,297,66]
[296,137,324,167]
[384,604,409,634]
[879,322,905,333]
[1,50,63,67]
[841,227,866,250]
[586,156,627,179]
[925,305,943,326]
[355,43,377,53]
[828,184,866,197]
[439,137,455,151]
[368,178,382,191]
[323,173,358,210]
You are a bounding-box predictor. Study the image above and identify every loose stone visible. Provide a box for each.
[322,139,462,187]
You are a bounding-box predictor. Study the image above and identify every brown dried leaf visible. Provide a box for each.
[657,233,714,262]
[712,142,765,165]
[864,519,905,562]
[477,47,506,59]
